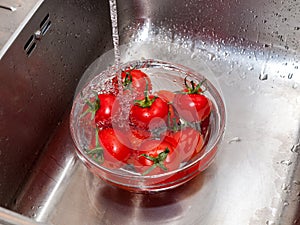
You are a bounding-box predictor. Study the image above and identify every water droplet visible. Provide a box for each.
[191,52,197,59]
[283,201,289,207]
[208,53,215,60]
[288,73,293,79]
[259,73,268,81]
[282,184,290,192]
[266,220,275,225]
[292,83,298,89]
[291,143,300,153]
[228,137,241,144]
[280,159,292,166]
[293,180,300,185]
[239,73,246,79]
[248,66,254,71]
[223,52,229,57]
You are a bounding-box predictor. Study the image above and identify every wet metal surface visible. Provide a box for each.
[0,0,300,224]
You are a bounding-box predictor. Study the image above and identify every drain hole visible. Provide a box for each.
[41,21,51,35]
[24,13,51,57]
[40,13,50,29]
[24,35,34,51]
[26,42,36,57]
[40,13,51,35]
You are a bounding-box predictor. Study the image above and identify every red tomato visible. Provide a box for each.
[122,69,152,93]
[200,115,211,138]
[127,127,151,150]
[94,94,120,128]
[129,95,169,130]
[173,93,211,122]
[98,128,132,169]
[156,90,180,129]
[135,139,180,175]
[173,77,211,122]
[112,69,152,97]
[166,103,181,130]
[163,127,204,162]
[156,90,175,103]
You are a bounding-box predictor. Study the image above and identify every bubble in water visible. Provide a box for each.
[248,66,254,71]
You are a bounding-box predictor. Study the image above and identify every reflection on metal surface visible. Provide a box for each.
[0,207,45,225]
[0,0,111,209]
[0,0,299,224]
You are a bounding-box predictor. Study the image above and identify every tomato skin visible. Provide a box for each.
[94,94,119,128]
[112,69,152,97]
[98,128,132,168]
[129,96,169,130]
[122,69,152,94]
[134,139,180,175]
[127,127,151,150]
[200,115,211,138]
[173,93,211,122]
[163,127,204,162]
[156,90,180,129]
[156,90,175,103]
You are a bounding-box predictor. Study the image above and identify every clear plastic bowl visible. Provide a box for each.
[70,59,226,192]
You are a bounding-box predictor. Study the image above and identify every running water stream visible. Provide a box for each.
[109,0,121,67]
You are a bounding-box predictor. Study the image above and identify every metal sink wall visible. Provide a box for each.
[0,0,299,224]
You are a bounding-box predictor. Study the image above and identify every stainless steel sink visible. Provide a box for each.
[0,0,299,224]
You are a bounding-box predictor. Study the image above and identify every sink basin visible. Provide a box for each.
[0,0,299,224]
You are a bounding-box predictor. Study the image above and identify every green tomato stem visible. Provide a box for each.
[184,76,206,94]
[80,92,100,120]
[140,148,170,175]
[85,128,104,164]
[134,79,157,108]
[123,71,133,89]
